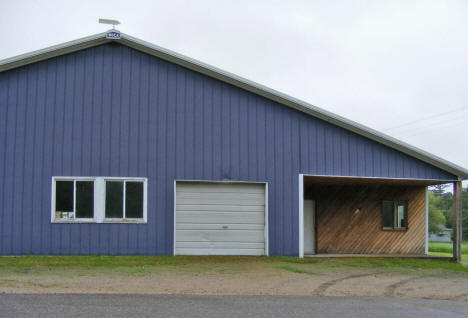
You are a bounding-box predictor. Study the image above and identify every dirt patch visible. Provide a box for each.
[0,263,467,301]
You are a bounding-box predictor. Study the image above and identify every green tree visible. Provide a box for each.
[432,185,468,242]
[428,191,446,235]
[430,184,449,196]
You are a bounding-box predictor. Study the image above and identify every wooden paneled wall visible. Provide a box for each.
[304,184,426,254]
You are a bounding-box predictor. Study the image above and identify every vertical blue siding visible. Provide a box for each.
[0,42,457,256]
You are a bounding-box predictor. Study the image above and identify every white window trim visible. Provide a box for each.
[51,176,148,224]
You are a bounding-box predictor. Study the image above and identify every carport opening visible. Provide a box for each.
[300,175,458,258]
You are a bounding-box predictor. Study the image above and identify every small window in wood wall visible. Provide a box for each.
[382,200,408,231]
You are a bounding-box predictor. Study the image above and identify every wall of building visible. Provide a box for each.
[305,184,426,254]
[0,42,454,255]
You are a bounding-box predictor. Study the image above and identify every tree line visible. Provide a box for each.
[429,184,468,241]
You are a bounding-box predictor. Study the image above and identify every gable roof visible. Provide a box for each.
[0,30,467,180]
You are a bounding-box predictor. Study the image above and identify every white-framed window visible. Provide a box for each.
[51,177,147,223]
[52,177,95,222]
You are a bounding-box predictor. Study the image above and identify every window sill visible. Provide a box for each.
[382,227,407,232]
[52,219,96,223]
[103,219,146,224]
[51,219,146,224]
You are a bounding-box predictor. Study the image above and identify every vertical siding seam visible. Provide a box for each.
[71,54,77,178]
[346,133,350,176]
[127,49,134,250]
[202,78,205,178]
[50,60,58,253]
[98,47,104,173]
[298,118,302,173]
[156,59,161,252]
[60,58,66,174]
[137,53,142,175]
[97,48,104,253]
[255,97,260,180]
[183,69,187,177]
[30,65,39,253]
[228,87,231,178]
[191,75,196,178]
[211,80,215,179]
[39,64,48,253]
[145,56,151,253]
[174,67,178,179]
[164,63,169,253]
[281,108,285,255]
[135,52,142,253]
[80,53,86,175]
[1,74,11,253]
[89,49,96,176]
[220,84,224,177]
[237,89,240,179]
[11,72,19,253]
[20,67,30,253]
[246,95,250,179]
[69,55,77,251]
[109,46,116,252]
[128,48,133,177]
[117,46,123,177]
[272,104,277,254]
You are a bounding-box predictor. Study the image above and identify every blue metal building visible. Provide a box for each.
[0,31,466,256]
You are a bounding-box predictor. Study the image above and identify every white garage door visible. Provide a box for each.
[175,182,266,255]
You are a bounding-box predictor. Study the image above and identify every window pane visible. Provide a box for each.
[105,181,123,218]
[126,182,144,218]
[382,201,394,228]
[396,203,406,228]
[76,181,94,218]
[56,181,73,212]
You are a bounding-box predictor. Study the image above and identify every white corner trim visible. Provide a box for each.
[265,182,269,256]
[173,180,177,256]
[298,174,304,258]
[425,187,429,255]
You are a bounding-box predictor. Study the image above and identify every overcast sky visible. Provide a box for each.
[1,1,467,184]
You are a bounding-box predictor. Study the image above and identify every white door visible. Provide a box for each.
[175,181,266,255]
[304,200,315,255]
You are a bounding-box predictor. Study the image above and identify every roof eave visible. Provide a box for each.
[0,32,110,73]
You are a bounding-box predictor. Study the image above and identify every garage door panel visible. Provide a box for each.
[176,223,265,230]
[177,197,263,206]
[176,230,265,242]
[175,182,266,255]
[176,204,264,212]
[176,241,265,249]
[177,192,265,202]
[177,183,264,193]
[176,211,264,224]
[175,248,265,256]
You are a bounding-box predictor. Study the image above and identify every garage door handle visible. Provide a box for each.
[222,225,228,229]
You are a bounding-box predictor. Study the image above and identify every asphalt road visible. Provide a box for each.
[0,294,466,318]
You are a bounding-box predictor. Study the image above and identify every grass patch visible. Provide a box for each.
[0,255,466,277]
[275,265,316,275]
[428,252,468,262]
[273,256,320,264]
[429,242,468,254]
[277,257,468,275]
[0,255,266,269]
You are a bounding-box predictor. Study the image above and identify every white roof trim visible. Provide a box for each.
[0,31,466,179]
